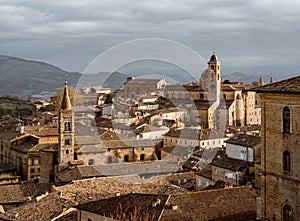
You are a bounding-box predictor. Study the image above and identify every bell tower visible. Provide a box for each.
[58,82,74,167]
[207,53,222,85]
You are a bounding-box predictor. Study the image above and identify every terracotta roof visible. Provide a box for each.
[0,163,17,172]
[196,166,213,179]
[76,165,104,179]
[75,193,169,220]
[253,75,300,93]
[125,79,162,85]
[11,135,40,153]
[3,192,73,221]
[164,128,200,140]
[226,134,261,147]
[211,151,250,171]
[0,130,21,140]
[0,183,51,204]
[54,176,187,205]
[102,139,155,149]
[92,160,179,177]
[160,187,257,221]
[24,125,58,137]
[77,144,106,154]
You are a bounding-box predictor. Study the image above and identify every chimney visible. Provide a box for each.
[20,126,24,134]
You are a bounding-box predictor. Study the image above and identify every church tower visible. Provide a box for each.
[259,74,264,86]
[269,74,274,84]
[207,53,222,85]
[200,54,222,102]
[58,82,74,167]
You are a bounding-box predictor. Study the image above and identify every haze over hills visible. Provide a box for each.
[0,55,81,99]
[0,55,297,99]
[222,72,259,84]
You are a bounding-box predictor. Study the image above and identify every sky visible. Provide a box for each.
[1,0,300,78]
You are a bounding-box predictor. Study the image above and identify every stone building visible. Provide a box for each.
[122,77,167,98]
[254,76,300,220]
[164,54,260,129]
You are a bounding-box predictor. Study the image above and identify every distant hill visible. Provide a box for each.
[222,72,261,84]
[0,55,81,99]
[77,72,129,92]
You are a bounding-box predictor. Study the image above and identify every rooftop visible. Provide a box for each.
[75,193,169,220]
[161,187,257,221]
[211,151,251,171]
[125,78,162,85]
[253,75,300,94]
[24,125,58,137]
[226,134,261,147]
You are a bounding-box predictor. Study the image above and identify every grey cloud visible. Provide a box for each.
[0,0,299,75]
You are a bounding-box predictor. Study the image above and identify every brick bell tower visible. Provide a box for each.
[58,82,74,168]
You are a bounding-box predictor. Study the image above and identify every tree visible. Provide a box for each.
[50,87,83,111]
[251,81,258,86]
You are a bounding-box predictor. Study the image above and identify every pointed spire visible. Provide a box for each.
[61,82,72,110]
[269,74,274,84]
[259,74,264,86]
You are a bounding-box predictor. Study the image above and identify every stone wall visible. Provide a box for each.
[260,93,300,220]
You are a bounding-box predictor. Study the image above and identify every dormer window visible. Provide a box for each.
[283,106,291,134]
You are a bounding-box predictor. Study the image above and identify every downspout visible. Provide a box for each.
[263,99,267,219]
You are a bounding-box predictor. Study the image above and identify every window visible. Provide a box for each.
[283,106,291,134]
[107,156,112,163]
[88,219,93,221]
[124,155,129,162]
[140,154,145,161]
[88,159,94,165]
[283,150,291,173]
[66,149,69,155]
[205,181,209,187]
[197,178,201,187]
[65,122,71,131]
[65,139,70,145]
[31,169,35,174]
[282,204,292,221]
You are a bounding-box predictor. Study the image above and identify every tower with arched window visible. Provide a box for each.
[58,82,74,167]
[254,76,300,220]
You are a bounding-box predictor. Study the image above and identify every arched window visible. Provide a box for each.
[65,139,70,145]
[65,122,71,131]
[283,150,291,173]
[66,149,69,155]
[283,106,291,134]
[282,204,292,221]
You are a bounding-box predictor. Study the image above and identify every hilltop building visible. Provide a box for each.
[164,54,261,129]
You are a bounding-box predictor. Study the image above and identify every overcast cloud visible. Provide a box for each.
[1,0,300,77]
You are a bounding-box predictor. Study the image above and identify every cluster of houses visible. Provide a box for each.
[1,54,296,220]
